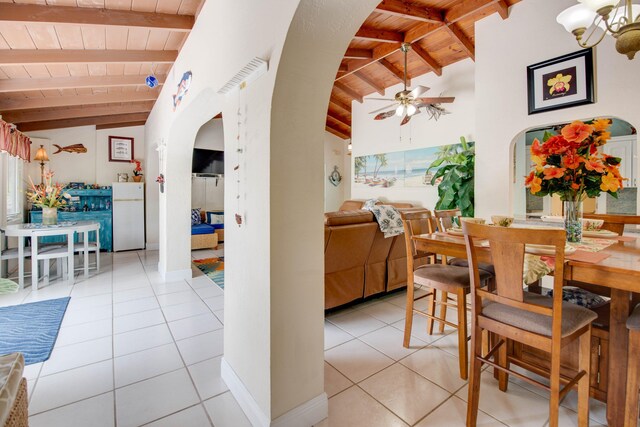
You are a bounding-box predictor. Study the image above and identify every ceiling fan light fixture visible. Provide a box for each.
[396,104,406,117]
[406,104,417,116]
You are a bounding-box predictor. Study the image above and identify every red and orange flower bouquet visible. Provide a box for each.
[524,119,625,241]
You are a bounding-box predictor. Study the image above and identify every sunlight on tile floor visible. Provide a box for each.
[0,248,608,426]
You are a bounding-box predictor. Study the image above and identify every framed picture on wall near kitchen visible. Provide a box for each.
[527,48,595,115]
[109,136,134,162]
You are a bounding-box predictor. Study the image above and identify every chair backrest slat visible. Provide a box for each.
[584,213,640,235]
[401,210,434,271]
[434,209,461,233]
[463,222,566,317]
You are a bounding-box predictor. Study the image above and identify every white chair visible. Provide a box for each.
[0,229,32,285]
[74,223,100,277]
[31,229,74,289]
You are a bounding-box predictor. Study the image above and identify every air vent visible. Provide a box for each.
[217,57,268,95]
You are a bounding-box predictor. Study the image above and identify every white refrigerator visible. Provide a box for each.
[112,182,145,251]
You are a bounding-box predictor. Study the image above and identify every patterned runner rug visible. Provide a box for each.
[193,257,225,289]
[0,297,70,365]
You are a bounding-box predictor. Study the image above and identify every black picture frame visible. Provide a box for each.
[527,48,595,115]
[108,136,134,162]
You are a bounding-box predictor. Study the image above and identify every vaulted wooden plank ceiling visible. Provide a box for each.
[0,0,203,131]
[326,0,519,140]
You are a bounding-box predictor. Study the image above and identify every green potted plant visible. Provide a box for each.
[426,137,475,217]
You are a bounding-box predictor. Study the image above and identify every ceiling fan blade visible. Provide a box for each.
[369,103,398,114]
[409,85,430,98]
[374,110,397,120]
[400,115,412,126]
[416,96,455,104]
[367,98,396,101]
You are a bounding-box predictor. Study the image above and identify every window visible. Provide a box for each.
[5,154,23,220]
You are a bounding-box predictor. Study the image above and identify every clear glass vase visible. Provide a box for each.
[42,207,58,225]
[563,198,583,243]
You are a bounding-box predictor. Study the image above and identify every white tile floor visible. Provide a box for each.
[1,248,610,426]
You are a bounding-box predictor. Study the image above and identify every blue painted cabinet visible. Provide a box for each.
[29,189,113,251]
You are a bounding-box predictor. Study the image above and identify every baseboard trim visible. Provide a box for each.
[221,358,328,427]
[271,392,327,427]
[221,358,270,427]
[146,242,159,250]
[160,268,192,281]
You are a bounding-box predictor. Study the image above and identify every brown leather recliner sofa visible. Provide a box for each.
[324,200,427,310]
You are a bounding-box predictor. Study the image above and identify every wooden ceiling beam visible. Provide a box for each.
[329,96,352,113]
[0,50,177,65]
[378,59,410,86]
[0,74,166,92]
[0,91,158,111]
[443,24,475,61]
[353,71,385,96]
[0,3,194,32]
[97,121,147,130]
[411,44,442,76]
[375,0,443,23]
[16,112,149,132]
[334,81,363,104]
[339,63,349,72]
[325,125,350,140]
[495,0,510,19]
[1,102,154,123]
[354,27,404,43]
[327,109,352,127]
[344,48,373,59]
[444,0,500,23]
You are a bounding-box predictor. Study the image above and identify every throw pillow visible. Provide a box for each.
[206,211,224,225]
[543,286,608,309]
[191,208,202,225]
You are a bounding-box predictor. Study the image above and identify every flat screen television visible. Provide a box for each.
[192,149,224,174]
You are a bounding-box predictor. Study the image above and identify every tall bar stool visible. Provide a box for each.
[401,210,491,380]
[463,222,595,427]
[624,304,640,427]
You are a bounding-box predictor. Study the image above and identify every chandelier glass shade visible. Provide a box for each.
[557,0,640,59]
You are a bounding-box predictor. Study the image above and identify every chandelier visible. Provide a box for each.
[557,0,640,59]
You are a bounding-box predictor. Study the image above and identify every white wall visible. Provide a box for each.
[25,125,145,186]
[350,59,476,208]
[475,0,640,219]
[324,131,348,211]
[194,117,224,150]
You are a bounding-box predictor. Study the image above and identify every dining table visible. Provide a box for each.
[4,220,99,290]
[413,229,640,427]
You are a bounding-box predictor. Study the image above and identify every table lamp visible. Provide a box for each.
[33,145,49,185]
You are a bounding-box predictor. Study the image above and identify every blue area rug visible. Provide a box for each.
[0,297,70,365]
[193,257,224,289]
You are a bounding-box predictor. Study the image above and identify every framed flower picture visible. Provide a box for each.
[109,136,134,162]
[527,48,595,115]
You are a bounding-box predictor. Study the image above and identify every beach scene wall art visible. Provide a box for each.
[353,143,463,189]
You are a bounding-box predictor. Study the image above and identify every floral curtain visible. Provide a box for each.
[0,120,31,162]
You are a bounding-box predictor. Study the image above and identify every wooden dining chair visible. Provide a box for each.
[401,209,492,380]
[462,222,596,427]
[624,304,640,427]
[433,209,496,334]
[584,213,640,235]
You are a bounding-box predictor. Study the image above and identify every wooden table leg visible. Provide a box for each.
[607,288,631,427]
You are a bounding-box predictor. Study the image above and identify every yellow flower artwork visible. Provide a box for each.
[547,73,572,96]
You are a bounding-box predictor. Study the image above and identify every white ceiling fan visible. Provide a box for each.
[368,43,455,125]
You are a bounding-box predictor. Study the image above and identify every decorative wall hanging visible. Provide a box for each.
[109,136,134,162]
[328,166,342,187]
[172,71,193,111]
[53,144,87,154]
[527,49,595,115]
[353,142,465,189]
